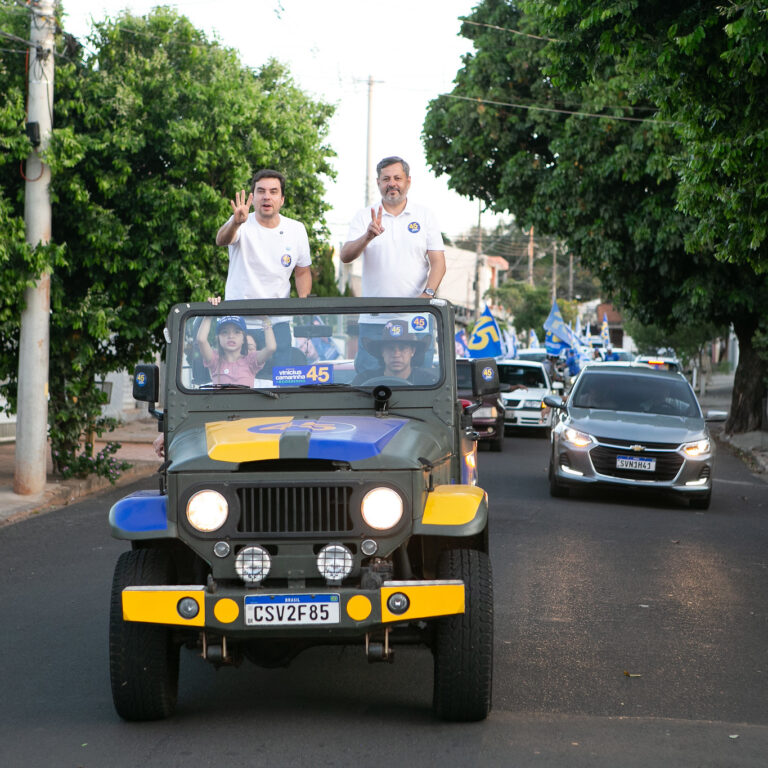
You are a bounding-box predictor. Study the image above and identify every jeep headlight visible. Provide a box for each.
[361,487,403,530]
[186,489,228,532]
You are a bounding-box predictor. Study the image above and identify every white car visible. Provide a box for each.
[498,359,559,431]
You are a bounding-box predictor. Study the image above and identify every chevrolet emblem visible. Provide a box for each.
[630,444,645,452]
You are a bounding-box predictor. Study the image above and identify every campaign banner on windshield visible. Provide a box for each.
[272,364,333,386]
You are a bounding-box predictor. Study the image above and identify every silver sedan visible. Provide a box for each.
[545,365,725,509]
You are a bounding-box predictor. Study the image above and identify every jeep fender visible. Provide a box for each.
[109,490,176,540]
[413,485,488,538]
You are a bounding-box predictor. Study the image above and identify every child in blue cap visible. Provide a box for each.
[197,314,276,386]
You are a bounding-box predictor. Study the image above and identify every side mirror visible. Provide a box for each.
[705,409,728,422]
[133,364,163,426]
[552,381,564,391]
[133,364,159,403]
[543,395,565,410]
[470,358,500,397]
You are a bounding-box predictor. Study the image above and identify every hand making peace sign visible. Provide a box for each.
[230,190,254,224]
[366,205,385,241]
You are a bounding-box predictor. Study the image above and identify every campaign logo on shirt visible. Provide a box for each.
[281,253,292,267]
[407,221,421,233]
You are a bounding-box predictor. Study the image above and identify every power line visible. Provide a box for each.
[461,19,559,43]
[441,92,676,126]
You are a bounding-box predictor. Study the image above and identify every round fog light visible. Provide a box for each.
[235,545,271,584]
[387,592,409,615]
[177,597,200,620]
[317,544,353,582]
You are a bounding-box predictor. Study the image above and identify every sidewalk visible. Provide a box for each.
[0,419,161,527]
[695,371,768,474]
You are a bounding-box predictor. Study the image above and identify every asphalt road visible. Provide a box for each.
[2,434,767,768]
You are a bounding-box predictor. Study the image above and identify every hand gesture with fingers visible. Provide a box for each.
[366,205,384,241]
[230,190,253,224]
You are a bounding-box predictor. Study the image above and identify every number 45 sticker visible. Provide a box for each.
[305,364,331,383]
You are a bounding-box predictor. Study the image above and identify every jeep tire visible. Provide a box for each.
[433,548,493,721]
[109,549,180,721]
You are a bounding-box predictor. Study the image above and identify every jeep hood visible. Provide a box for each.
[167,414,445,471]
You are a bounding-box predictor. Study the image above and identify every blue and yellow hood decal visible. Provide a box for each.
[204,415,408,463]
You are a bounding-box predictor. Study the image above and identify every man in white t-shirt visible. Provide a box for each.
[215,169,312,366]
[340,156,446,373]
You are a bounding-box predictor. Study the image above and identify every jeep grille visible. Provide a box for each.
[235,486,355,535]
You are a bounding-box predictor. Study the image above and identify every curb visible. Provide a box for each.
[0,460,159,528]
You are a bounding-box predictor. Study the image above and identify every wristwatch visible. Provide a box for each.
[423,288,436,297]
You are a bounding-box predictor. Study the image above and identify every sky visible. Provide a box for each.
[57,0,505,247]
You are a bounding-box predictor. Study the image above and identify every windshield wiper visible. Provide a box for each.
[198,383,279,398]
[298,383,370,395]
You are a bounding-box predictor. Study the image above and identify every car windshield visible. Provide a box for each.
[179,309,442,391]
[571,373,700,416]
[498,365,546,389]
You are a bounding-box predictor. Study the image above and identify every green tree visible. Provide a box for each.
[423,0,767,433]
[0,7,337,477]
[534,0,768,273]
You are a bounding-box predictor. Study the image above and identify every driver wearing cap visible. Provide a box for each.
[352,320,436,385]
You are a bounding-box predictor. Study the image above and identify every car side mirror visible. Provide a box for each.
[552,381,564,391]
[543,395,565,410]
[704,409,728,422]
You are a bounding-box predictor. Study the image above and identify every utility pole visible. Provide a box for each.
[551,241,558,301]
[473,200,483,320]
[15,0,55,496]
[363,75,383,205]
[527,226,534,286]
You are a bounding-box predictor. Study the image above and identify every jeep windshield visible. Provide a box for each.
[178,308,443,392]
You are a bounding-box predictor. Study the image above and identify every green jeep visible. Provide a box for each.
[109,297,497,722]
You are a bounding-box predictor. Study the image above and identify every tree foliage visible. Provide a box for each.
[0,7,337,475]
[423,0,767,433]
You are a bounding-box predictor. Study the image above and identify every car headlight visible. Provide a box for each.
[186,489,228,532]
[524,399,542,408]
[474,406,497,418]
[563,427,594,447]
[683,439,711,457]
[361,487,403,530]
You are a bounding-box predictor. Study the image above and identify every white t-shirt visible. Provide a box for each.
[345,200,444,297]
[224,213,311,300]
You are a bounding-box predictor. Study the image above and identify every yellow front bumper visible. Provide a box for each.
[122,580,465,630]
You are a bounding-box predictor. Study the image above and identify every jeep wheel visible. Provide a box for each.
[433,549,493,722]
[109,549,180,721]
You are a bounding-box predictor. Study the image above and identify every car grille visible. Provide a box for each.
[590,446,683,481]
[236,485,355,535]
[593,436,679,450]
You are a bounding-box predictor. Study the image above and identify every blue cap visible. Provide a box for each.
[216,315,247,334]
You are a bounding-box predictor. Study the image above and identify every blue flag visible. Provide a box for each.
[467,305,503,358]
[543,298,579,354]
[455,329,470,357]
[529,329,540,349]
[600,312,610,345]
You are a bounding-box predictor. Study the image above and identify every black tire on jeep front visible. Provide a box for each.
[109,549,180,721]
[432,548,493,722]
